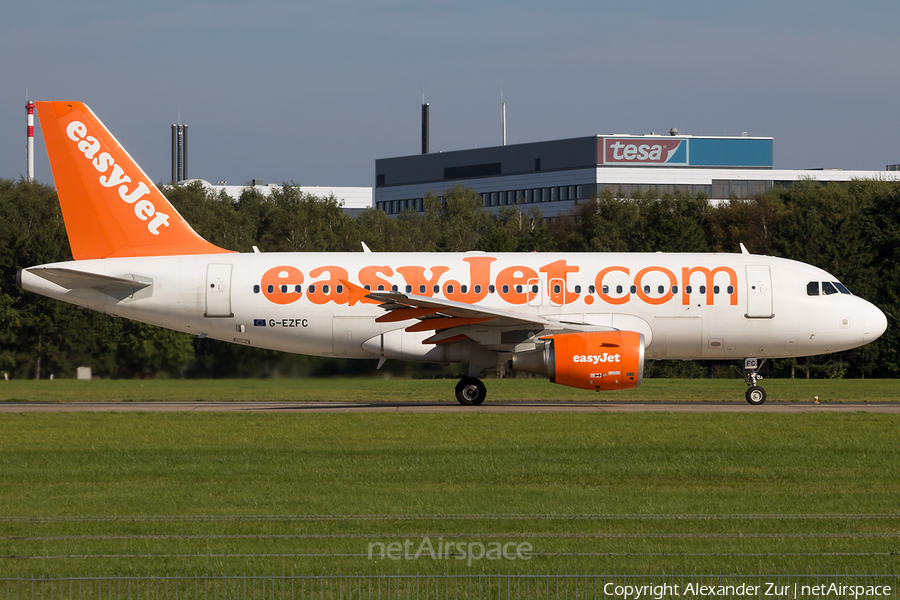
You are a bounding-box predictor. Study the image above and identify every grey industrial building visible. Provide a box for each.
[375,133,899,218]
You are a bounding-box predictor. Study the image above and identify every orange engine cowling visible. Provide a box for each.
[511,331,645,391]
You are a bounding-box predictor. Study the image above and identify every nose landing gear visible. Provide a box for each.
[743,357,767,405]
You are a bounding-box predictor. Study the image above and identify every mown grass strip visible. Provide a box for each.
[0,377,897,403]
[0,412,898,575]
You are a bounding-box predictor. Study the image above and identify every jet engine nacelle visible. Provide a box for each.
[511,331,645,391]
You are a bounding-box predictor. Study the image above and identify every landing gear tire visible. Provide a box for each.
[746,386,767,406]
[455,377,487,406]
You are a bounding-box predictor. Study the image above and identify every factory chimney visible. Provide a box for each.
[421,102,429,154]
[171,123,188,183]
[501,99,507,146]
[26,101,35,181]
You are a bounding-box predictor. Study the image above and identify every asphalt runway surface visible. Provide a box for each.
[2,401,900,413]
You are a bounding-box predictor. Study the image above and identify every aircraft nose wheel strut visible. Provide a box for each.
[455,377,487,406]
[743,358,767,405]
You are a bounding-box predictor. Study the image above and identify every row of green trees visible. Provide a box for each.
[1,178,896,379]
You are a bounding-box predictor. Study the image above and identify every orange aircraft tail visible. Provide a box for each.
[36,101,233,260]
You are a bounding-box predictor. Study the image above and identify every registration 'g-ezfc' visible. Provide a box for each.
[19,102,889,405]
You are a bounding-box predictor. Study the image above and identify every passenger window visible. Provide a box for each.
[446,284,454,294]
[574,285,582,294]
[295,285,302,293]
[391,285,398,292]
[532,285,539,293]
[433,285,440,294]
[727,285,734,294]
[502,285,509,294]
[336,285,343,294]
[406,285,412,293]
[657,285,665,294]
[616,285,623,294]
[419,285,426,293]
[553,284,561,294]
[630,285,637,294]
[280,285,287,293]
[589,285,596,294]
[807,281,819,296]
[699,286,706,294]
[474,285,481,293]
[643,285,651,294]
[253,285,260,293]
[310,284,318,293]
[461,285,468,294]
[713,285,720,294]
[489,285,496,293]
[515,285,523,293]
[822,281,839,295]
[686,285,692,294]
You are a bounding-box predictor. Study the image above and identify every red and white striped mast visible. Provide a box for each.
[26,100,35,181]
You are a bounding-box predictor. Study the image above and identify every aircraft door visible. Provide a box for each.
[205,263,234,318]
[745,265,773,318]
[527,275,544,306]
[549,278,565,307]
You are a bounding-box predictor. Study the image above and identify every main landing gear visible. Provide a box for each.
[743,357,767,405]
[455,377,487,406]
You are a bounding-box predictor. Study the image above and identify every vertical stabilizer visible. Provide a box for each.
[36,101,233,260]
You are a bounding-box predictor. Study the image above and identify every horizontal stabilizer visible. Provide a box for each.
[27,267,152,292]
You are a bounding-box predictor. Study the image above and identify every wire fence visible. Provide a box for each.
[2,574,898,600]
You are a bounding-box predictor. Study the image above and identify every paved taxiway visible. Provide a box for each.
[2,401,899,413]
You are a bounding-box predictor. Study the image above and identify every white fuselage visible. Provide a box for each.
[20,251,887,368]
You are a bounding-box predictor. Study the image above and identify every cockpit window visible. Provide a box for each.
[821,281,839,295]
[833,282,851,295]
[807,281,819,296]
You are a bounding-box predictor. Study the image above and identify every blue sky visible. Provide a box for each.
[3,1,900,187]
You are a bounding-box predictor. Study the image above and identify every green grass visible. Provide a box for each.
[0,377,897,403]
[1,412,899,576]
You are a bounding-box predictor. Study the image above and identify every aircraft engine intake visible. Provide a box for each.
[511,331,644,391]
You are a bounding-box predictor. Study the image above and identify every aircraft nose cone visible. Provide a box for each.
[864,302,888,343]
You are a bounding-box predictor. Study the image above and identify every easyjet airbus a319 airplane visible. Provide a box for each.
[18,102,889,405]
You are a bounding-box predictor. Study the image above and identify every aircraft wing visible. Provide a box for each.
[341,279,610,345]
[342,279,550,330]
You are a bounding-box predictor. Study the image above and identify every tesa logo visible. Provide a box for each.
[603,138,685,165]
